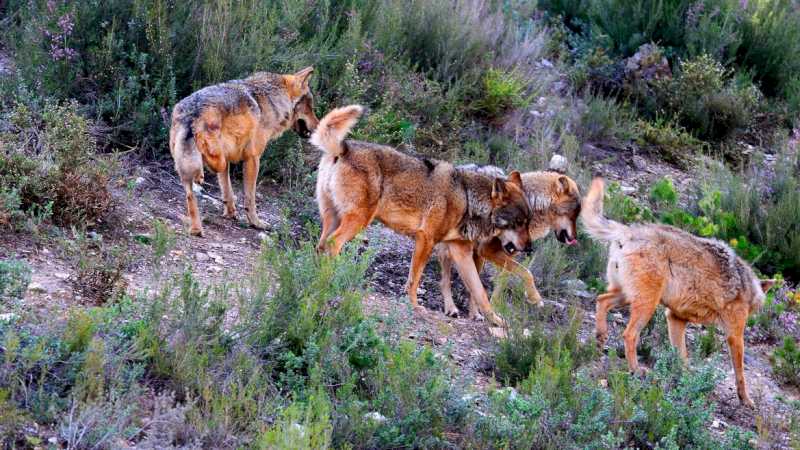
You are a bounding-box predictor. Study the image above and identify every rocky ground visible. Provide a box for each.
[1,148,798,448]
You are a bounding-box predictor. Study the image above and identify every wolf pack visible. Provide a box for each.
[169,67,776,408]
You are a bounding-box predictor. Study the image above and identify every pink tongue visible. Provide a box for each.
[566,238,578,246]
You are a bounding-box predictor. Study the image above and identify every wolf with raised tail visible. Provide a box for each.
[582,177,774,407]
[312,105,532,326]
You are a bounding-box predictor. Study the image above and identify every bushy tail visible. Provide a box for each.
[581,177,628,242]
[310,105,364,157]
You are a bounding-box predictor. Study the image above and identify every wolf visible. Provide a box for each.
[312,105,532,326]
[437,167,581,318]
[582,177,774,407]
[170,67,319,236]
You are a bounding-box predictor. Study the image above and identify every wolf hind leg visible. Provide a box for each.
[218,164,237,219]
[437,245,459,317]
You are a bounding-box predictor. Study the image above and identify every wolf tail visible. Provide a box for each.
[310,105,364,157]
[581,177,628,242]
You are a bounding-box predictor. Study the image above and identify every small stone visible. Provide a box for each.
[257,232,269,241]
[192,183,203,194]
[561,278,587,291]
[195,252,210,262]
[28,282,46,293]
[54,272,70,280]
[632,155,647,171]
[599,379,608,388]
[489,327,508,339]
[364,412,388,423]
[135,176,146,186]
[540,58,554,68]
[548,154,568,173]
[522,328,532,338]
[48,437,58,444]
[620,185,636,195]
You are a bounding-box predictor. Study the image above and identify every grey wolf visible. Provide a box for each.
[312,105,532,326]
[582,177,774,407]
[437,167,581,318]
[170,67,319,236]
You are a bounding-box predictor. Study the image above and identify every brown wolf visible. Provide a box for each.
[170,67,319,236]
[582,177,775,407]
[437,167,581,318]
[312,105,532,326]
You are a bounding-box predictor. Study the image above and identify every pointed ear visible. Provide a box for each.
[492,177,507,201]
[760,279,776,293]
[508,171,523,189]
[294,66,314,90]
[558,175,570,194]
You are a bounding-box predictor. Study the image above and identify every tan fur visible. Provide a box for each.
[437,171,581,318]
[313,106,532,326]
[170,67,319,236]
[582,177,775,407]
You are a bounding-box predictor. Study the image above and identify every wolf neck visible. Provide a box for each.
[457,171,496,241]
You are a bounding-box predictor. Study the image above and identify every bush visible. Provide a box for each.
[0,101,112,230]
[771,336,800,386]
[655,54,761,140]
[477,68,529,119]
[635,119,706,166]
[579,94,638,145]
[0,259,31,301]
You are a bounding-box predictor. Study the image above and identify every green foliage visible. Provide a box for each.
[0,259,31,301]
[579,94,639,145]
[0,101,111,230]
[655,54,761,140]
[604,181,655,224]
[477,68,529,118]
[494,309,594,386]
[636,119,706,166]
[257,387,333,450]
[772,336,800,386]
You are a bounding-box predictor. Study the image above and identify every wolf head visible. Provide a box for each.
[283,66,319,138]
[548,175,581,246]
[491,171,532,255]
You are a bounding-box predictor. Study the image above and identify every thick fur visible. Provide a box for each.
[437,169,581,318]
[313,105,532,326]
[582,177,775,407]
[170,67,319,236]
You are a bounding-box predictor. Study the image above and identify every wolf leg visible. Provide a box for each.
[449,241,504,327]
[218,164,237,219]
[725,312,754,407]
[479,240,542,305]
[182,178,203,237]
[665,309,689,362]
[594,287,625,348]
[437,246,459,317]
[405,233,434,310]
[316,191,340,253]
[326,210,371,257]
[243,157,268,230]
[622,299,658,375]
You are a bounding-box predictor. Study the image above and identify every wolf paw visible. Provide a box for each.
[444,306,460,318]
[248,218,270,230]
[189,226,204,237]
[524,289,543,306]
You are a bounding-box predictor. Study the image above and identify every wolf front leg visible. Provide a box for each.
[448,240,505,327]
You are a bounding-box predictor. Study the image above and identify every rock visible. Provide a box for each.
[548,154,568,173]
[28,282,46,293]
[134,176,146,186]
[620,185,636,195]
[489,327,508,339]
[48,437,58,445]
[0,313,18,323]
[364,412,388,423]
[711,419,727,429]
[624,43,671,82]
[561,278,587,291]
[54,272,70,280]
[540,58,554,68]
[195,252,210,262]
[632,155,647,171]
[599,379,608,388]
[257,232,269,242]
[192,183,203,194]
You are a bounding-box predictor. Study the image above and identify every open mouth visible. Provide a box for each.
[556,230,578,246]
[503,242,518,254]
[294,119,311,139]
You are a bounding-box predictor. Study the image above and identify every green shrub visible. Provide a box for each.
[0,101,112,229]
[635,119,706,167]
[738,0,800,96]
[772,336,800,386]
[655,54,761,140]
[0,259,31,301]
[579,94,638,145]
[477,68,529,119]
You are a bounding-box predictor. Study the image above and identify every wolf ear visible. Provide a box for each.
[760,279,776,293]
[508,171,523,189]
[294,66,314,89]
[557,175,570,194]
[492,177,508,201]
